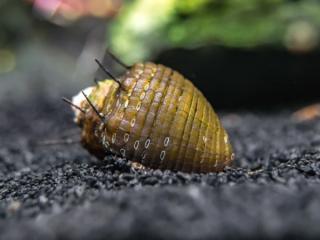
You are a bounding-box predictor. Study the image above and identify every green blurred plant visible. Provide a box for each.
[0,0,33,48]
[109,0,320,62]
[0,1,34,73]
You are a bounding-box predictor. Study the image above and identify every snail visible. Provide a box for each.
[65,53,234,173]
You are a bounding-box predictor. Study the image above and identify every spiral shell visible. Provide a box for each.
[71,62,234,173]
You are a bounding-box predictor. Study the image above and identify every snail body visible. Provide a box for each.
[72,62,234,173]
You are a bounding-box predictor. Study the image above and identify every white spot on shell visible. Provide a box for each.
[142,152,147,160]
[160,150,166,161]
[102,135,109,148]
[120,148,126,157]
[103,141,110,149]
[202,136,207,143]
[145,139,151,149]
[143,83,150,91]
[123,99,129,108]
[94,129,99,138]
[164,137,170,147]
[136,103,141,111]
[124,133,130,143]
[140,92,146,100]
[134,140,139,150]
[112,133,116,144]
[130,118,136,127]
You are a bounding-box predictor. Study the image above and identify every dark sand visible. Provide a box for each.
[1,99,320,239]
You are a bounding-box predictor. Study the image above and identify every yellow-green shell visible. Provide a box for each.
[76,62,234,173]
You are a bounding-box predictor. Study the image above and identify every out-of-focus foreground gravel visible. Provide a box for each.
[1,99,320,240]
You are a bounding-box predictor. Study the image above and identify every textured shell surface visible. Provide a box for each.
[72,62,234,173]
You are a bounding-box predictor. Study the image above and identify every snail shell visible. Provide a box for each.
[72,62,234,173]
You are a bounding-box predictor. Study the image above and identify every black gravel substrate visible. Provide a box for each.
[1,99,320,240]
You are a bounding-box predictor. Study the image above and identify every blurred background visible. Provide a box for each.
[1,0,320,110]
